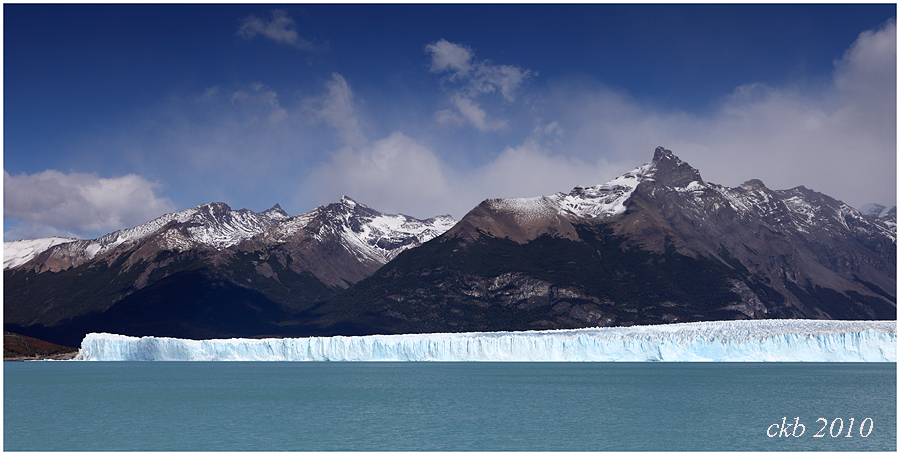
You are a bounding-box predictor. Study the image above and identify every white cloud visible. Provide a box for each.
[835,19,895,98]
[306,73,367,147]
[307,130,625,220]
[538,19,896,210]
[237,10,319,51]
[312,20,895,220]
[451,93,508,132]
[4,170,176,240]
[469,63,532,102]
[464,139,618,201]
[56,21,892,232]
[229,82,287,125]
[307,132,452,216]
[425,39,474,77]
[426,39,533,132]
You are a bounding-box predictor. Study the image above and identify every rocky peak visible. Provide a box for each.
[325,196,381,222]
[646,146,704,188]
[264,203,289,218]
[652,145,673,162]
[740,179,767,190]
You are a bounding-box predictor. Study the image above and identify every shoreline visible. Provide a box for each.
[4,351,79,362]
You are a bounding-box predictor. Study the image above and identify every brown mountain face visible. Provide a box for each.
[296,147,894,336]
[612,150,895,318]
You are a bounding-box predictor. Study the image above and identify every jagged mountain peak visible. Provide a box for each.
[740,179,767,190]
[448,145,897,258]
[242,196,458,270]
[446,148,688,244]
[329,195,379,218]
[9,201,294,272]
[325,197,457,263]
[264,203,288,217]
[645,146,704,188]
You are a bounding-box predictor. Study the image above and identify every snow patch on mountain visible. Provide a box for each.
[332,196,456,263]
[556,162,652,219]
[3,237,77,270]
[75,319,896,362]
[15,203,289,271]
[481,161,653,228]
[245,196,456,267]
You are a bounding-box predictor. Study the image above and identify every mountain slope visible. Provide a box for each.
[9,202,290,274]
[4,198,455,345]
[3,237,77,270]
[294,147,895,336]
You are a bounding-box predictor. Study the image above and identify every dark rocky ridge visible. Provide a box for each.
[4,198,454,346]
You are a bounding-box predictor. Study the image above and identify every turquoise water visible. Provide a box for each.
[4,362,896,451]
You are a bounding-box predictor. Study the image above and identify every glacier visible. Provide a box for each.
[75,320,896,362]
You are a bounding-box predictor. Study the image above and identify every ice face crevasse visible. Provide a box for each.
[75,320,896,362]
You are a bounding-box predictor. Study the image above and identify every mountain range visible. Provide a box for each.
[4,197,455,345]
[4,147,895,346]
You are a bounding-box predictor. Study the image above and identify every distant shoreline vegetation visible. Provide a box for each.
[4,332,78,361]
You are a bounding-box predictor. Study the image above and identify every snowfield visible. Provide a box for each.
[75,319,896,362]
[3,237,77,270]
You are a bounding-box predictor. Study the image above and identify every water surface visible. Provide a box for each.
[4,362,895,451]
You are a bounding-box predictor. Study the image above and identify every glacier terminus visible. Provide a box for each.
[75,319,896,362]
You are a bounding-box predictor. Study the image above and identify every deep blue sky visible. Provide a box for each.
[4,4,896,240]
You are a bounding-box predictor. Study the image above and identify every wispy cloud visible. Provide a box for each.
[307,132,452,216]
[425,39,474,77]
[4,170,176,240]
[435,93,509,132]
[305,73,367,147]
[10,19,890,240]
[426,39,533,132]
[229,82,288,125]
[308,19,896,218]
[237,10,322,52]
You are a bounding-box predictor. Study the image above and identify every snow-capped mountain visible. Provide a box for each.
[251,196,455,267]
[7,202,289,272]
[5,197,456,346]
[3,237,77,270]
[451,147,896,248]
[302,147,895,336]
[5,147,894,346]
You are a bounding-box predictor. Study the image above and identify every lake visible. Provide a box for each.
[4,361,896,451]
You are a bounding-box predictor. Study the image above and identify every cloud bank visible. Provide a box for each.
[309,20,894,219]
[554,19,896,208]
[5,19,894,240]
[4,170,176,240]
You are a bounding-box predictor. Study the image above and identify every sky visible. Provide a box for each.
[3,3,897,241]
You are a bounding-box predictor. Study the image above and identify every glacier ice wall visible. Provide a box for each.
[75,320,896,362]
